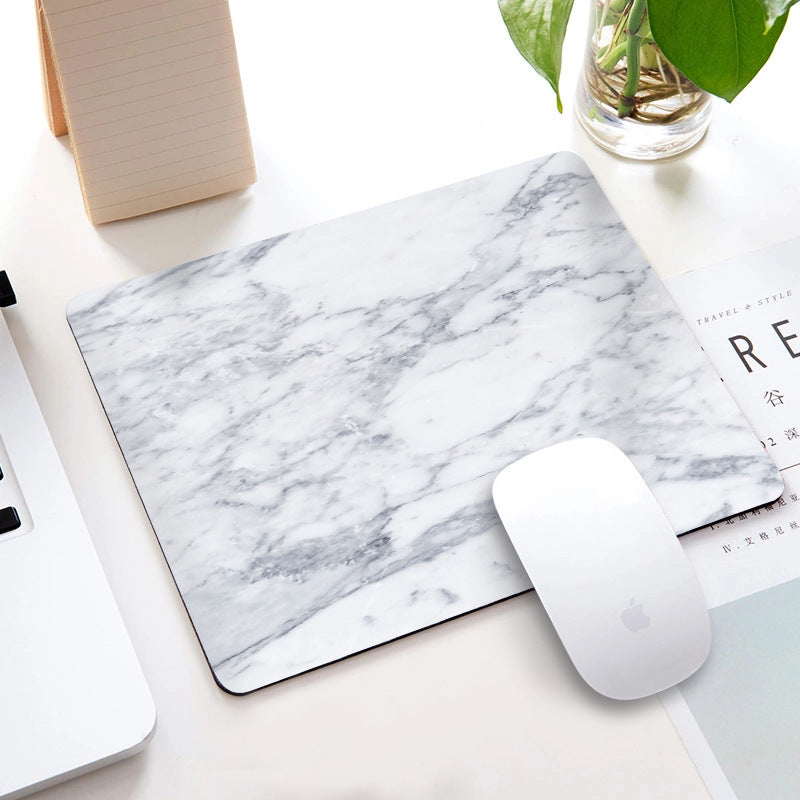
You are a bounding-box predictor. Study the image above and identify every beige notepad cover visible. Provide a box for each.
[37,0,256,224]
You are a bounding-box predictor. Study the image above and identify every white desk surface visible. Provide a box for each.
[1,2,798,798]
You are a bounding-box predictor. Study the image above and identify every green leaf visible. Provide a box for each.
[498,0,576,113]
[756,0,799,30]
[648,0,788,102]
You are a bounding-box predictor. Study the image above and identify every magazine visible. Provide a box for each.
[662,239,800,800]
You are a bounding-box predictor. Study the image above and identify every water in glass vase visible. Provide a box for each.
[575,0,712,160]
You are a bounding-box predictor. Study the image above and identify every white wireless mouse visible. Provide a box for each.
[492,438,711,701]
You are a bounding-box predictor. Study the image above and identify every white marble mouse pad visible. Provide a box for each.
[68,152,782,693]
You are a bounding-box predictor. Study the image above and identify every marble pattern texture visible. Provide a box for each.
[68,152,782,693]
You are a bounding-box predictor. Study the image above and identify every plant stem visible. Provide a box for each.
[606,0,647,116]
[618,33,641,116]
[599,41,628,71]
[606,0,633,54]
[626,0,647,34]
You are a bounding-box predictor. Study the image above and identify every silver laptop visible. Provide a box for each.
[0,275,155,799]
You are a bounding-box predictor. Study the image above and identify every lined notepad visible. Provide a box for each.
[37,0,256,224]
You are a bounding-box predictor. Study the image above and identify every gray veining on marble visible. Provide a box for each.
[68,152,783,693]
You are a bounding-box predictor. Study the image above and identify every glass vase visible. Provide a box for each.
[575,0,712,160]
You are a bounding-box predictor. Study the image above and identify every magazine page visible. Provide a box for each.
[662,239,800,800]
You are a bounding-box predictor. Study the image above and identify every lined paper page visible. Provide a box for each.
[40,0,256,223]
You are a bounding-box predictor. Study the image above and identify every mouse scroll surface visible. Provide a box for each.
[492,438,711,700]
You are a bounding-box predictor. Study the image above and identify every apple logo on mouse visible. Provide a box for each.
[620,598,650,632]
